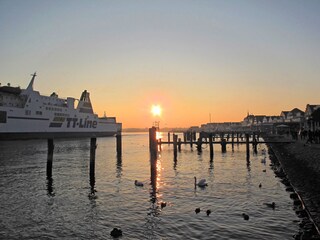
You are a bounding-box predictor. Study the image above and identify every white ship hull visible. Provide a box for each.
[0,73,121,140]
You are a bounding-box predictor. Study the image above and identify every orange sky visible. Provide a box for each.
[1,1,320,128]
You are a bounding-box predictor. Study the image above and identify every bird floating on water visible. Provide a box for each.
[259,183,262,188]
[206,209,211,216]
[195,208,201,214]
[110,228,122,238]
[194,177,208,188]
[264,202,276,209]
[242,213,249,220]
[134,180,144,187]
[161,202,167,209]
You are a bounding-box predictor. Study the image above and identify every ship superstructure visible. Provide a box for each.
[0,73,121,139]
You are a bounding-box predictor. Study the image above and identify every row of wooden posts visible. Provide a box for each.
[45,128,262,195]
[149,127,260,160]
[46,133,122,195]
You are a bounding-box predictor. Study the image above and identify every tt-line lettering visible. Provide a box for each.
[66,118,97,128]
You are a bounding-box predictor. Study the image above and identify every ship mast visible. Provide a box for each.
[26,72,37,91]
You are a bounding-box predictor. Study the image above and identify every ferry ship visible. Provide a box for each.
[0,73,122,140]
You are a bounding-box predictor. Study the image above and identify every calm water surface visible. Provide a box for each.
[0,133,301,239]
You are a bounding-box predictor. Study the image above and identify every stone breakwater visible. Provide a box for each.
[264,134,320,239]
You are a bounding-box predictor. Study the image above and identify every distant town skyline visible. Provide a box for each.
[1,0,320,128]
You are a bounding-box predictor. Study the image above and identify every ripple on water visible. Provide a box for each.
[0,134,303,239]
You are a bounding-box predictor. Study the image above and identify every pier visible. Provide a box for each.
[149,127,294,159]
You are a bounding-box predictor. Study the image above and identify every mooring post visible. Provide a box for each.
[231,132,234,150]
[189,132,193,148]
[149,127,157,158]
[245,133,250,158]
[90,138,97,191]
[168,132,171,143]
[253,136,258,154]
[47,138,54,179]
[252,132,255,147]
[196,137,202,153]
[209,133,214,160]
[193,132,196,141]
[221,138,227,153]
[173,134,178,159]
[116,132,122,156]
[178,138,181,152]
[237,133,239,144]
[158,138,162,152]
[183,132,187,142]
[221,133,225,142]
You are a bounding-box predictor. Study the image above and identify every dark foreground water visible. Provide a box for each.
[0,133,302,239]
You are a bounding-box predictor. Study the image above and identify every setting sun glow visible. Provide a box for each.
[151,105,162,117]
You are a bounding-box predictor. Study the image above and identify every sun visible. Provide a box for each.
[151,104,162,117]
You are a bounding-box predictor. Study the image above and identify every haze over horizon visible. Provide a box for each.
[1,0,319,128]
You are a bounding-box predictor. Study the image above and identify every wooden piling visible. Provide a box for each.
[209,133,214,160]
[150,152,157,199]
[173,134,178,159]
[196,137,202,153]
[158,138,162,152]
[231,132,234,150]
[178,138,181,152]
[253,136,258,154]
[220,133,224,141]
[183,132,186,142]
[221,138,227,153]
[245,133,250,158]
[168,132,171,143]
[90,138,97,190]
[237,133,239,143]
[47,138,54,179]
[116,132,122,156]
[149,127,157,158]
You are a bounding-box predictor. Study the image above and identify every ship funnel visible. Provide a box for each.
[77,90,93,113]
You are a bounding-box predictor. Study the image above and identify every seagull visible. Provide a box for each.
[195,208,201,214]
[259,183,262,188]
[194,177,208,188]
[134,180,144,187]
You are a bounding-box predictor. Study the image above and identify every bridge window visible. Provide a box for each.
[0,111,6,123]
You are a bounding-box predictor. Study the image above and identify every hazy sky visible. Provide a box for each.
[1,0,320,128]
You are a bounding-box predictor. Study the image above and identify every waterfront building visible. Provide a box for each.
[304,104,320,130]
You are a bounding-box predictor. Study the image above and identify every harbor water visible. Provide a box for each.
[0,133,302,239]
